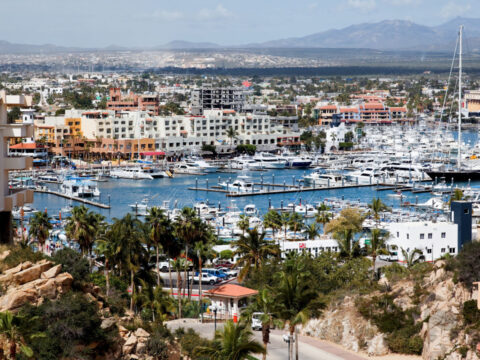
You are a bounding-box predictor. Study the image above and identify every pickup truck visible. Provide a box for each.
[202,268,229,280]
[192,272,220,285]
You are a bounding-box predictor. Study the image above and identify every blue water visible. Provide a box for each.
[31,129,480,222]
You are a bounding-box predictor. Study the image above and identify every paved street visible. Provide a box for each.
[165,320,367,360]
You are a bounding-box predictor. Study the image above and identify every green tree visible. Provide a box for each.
[135,279,174,323]
[304,223,319,240]
[66,205,105,258]
[29,211,52,252]
[401,248,424,268]
[288,212,303,237]
[263,210,281,236]
[145,207,173,286]
[367,229,390,276]
[7,106,21,123]
[315,210,331,234]
[368,198,391,225]
[271,254,325,359]
[234,228,280,281]
[0,311,34,359]
[237,214,250,236]
[194,320,265,360]
[226,127,238,148]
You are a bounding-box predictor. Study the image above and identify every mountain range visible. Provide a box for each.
[2,17,480,53]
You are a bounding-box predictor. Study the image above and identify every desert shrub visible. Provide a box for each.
[383,262,409,282]
[174,327,211,359]
[356,294,423,354]
[52,248,90,287]
[462,300,480,325]
[17,292,114,359]
[456,242,480,288]
[146,335,169,359]
[458,345,469,358]
[1,246,44,272]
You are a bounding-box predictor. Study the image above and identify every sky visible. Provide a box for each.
[1,0,479,47]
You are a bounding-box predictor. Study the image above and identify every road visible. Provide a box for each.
[165,320,367,360]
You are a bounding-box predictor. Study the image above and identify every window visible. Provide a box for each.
[441,248,446,253]
[406,233,409,240]
[420,234,424,240]
[427,248,432,254]
[396,232,399,237]
[449,248,456,254]
[441,232,446,238]
[428,233,432,239]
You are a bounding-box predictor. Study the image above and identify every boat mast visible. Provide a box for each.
[458,25,463,170]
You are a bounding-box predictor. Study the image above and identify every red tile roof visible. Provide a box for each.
[204,284,258,298]
[10,143,44,150]
[319,105,337,110]
[389,107,407,112]
[339,108,359,113]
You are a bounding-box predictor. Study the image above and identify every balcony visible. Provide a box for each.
[2,124,34,138]
[4,156,33,171]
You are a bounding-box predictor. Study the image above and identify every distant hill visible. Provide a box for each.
[250,17,480,51]
[155,41,220,50]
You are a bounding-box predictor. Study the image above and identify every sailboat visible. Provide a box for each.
[426,25,480,181]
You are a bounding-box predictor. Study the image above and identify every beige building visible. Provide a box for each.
[0,93,34,243]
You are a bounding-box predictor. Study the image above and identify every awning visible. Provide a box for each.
[140,151,166,156]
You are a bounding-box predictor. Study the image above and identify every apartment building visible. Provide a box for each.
[107,88,160,114]
[315,103,407,125]
[191,86,246,115]
[0,94,34,243]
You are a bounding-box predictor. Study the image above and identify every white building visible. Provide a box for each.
[384,221,458,263]
[0,93,34,243]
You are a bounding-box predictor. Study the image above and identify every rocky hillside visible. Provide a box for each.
[302,260,480,360]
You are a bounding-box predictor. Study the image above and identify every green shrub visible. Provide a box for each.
[383,263,408,283]
[52,248,90,287]
[146,335,169,359]
[462,300,480,325]
[1,246,44,272]
[175,327,211,359]
[458,345,469,358]
[456,242,480,288]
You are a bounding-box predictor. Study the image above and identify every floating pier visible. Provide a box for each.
[34,189,111,209]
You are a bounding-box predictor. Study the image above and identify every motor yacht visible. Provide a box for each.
[253,152,286,169]
[60,177,101,198]
[110,167,154,180]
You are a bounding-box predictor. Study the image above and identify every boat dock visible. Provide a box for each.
[34,189,111,209]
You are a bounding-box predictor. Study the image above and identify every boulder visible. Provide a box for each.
[422,309,458,360]
[134,328,150,339]
[366,334,389,356]
[3,261,32,276]
[118,325,129,338]
[41,264,62,279]
[54,272,73,292]
[122,334,137,355]
[135,341,146,354]
[37,279,57,299]
[0,250,10,261]
[12,261,52,285]
[101,318,117,331]
[0,288,37,311]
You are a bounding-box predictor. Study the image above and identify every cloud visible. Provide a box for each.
[139,9,183,21]
[308,2,319,9]
[198,4,232,20]
[346,0,376,10]
[440,1,471,18]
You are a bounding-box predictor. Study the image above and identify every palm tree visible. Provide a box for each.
[175,207,212,300]
[171,257,186,318]
[263,210,281,236]
[368,197,391,225]
[280,212,291,242]
[66,205,105,259]
[304,223,319,240]
[237,214,250,236]
[226,127,238,149]
[0,311,34,359]
[94,237,117,298]
[194,320,265,360]
[134,279,174,323]
[108,213,146,311]
[242,288,276,360]
[272,254,324,360]
[28,211,52,252]
[234,228,280,281]
[193,240,216,319]
[145,207,173,286]
[401,247,424,268]
[288,212,303,237]
[334,228,358,258]
[315,210,331,234]
[367,229,390,276]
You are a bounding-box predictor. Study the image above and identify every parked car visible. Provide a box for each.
[251,312,264,331]
[192,273,219,285]
[218,267,238,278]
[202,268,229,280]
[214,260,234,269]
[158,261,169,272]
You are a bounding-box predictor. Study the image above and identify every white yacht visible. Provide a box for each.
[303,171,343,186]
[173,162,204,174]
[141,166,171,178]
[219,175,256,193]
[243,204,258,216]
[253,152,286,169]
[110,167,154,180]
[185,156,218,173]
[130,198,150,216]
[61,177,100,198]
[280,151,312,169]
[346,167,386,185]
[229,156,264,170]
[285,203,317,217]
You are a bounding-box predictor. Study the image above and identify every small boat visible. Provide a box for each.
[110,167,154,180]
[60,177,100,198]
[130,198,150,216]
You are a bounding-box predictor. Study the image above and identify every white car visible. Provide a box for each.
[251,312,264,331]
[192,273,220,285]
[218,267,238,278]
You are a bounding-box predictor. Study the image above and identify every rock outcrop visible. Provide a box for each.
[302,296,389,356]
[0,260,73,312]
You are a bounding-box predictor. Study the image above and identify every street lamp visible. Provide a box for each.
[212,305,218,332]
